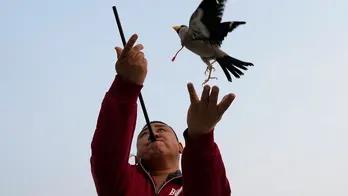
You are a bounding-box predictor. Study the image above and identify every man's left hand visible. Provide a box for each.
[186,83,235,138]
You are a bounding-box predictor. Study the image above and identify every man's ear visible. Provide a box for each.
[178,142,183,154]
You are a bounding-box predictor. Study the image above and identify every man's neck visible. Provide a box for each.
[141,156,179,173]
[150,167,179,176]
[140,158,180,191]
[150,168,180,192]
[141,158,179,191]
[142,159,179,175]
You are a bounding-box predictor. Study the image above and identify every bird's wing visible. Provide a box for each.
[188,0,227,42]
[213,21,246,46]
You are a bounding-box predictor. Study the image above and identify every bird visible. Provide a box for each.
[171,0,254,85]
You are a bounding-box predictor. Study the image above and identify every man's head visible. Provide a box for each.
[136,121,183,169]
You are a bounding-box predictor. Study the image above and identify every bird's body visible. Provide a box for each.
[172,0,253,84]
[183,33,219,58]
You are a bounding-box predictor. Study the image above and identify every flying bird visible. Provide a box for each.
[172,0,254,85]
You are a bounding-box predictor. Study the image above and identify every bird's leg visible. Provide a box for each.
[204,65,215,75]
[202,63,218,85]
[210,60,217,72]
[204,59,217,75]
[201,57,218,85]
[204,66,209,75]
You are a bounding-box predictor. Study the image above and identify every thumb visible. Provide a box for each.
[217,93,235,117]
[115,46,123,59]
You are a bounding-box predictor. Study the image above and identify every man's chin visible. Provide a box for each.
[148,144,166,154]
[142,150,165,162]
[148,140,164,147]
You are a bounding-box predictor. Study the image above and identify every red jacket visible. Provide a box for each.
[91,75,231,196]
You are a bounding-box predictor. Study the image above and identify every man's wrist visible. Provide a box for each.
[119,75,145,86]
[183,128,215,153]
[108,75,143,103]
[187,128,211,139]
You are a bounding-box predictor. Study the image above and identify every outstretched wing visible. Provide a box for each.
[214,21,246,46]
[188,0,228,42]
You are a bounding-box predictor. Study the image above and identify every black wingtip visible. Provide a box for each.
[229,21,247,31]
[237,21,246,24]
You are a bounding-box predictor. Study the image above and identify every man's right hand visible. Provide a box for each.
[115,34,147,85]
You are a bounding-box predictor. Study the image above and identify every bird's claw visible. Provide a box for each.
[201,76,218,86]
[202,80,208,86]
[204,67,215,75]
[210,76,218,81]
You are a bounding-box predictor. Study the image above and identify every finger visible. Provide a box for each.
[208,85,219,107]
[115,46,123,59]
[132,44,144,53]
[187,83,199,105]
[141,58,148,65]
[200,85,211,106]
[217,93,236,117]
[120,34,138,58]
[135,51,145,59]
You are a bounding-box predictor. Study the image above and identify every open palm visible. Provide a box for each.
[186,83,235,138]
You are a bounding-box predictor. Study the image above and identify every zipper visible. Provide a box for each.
[139,161,157,195]
[157,176,182,194]
[138,159,182,196]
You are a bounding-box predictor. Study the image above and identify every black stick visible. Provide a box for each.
[112,6,156,142]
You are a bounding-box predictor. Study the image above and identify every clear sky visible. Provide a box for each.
[1,0,347,195]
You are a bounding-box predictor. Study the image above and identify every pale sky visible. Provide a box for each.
[1,0,348,195]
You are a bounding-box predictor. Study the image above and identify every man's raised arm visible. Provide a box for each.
[90,34,148,195]
[182,84,235,196]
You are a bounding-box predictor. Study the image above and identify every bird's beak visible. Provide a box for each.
[172,26,180,32]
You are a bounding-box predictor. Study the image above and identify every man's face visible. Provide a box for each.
[136,122,183,160]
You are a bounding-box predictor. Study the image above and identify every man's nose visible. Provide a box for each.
[154,132,160,138]
[148,130,160,141]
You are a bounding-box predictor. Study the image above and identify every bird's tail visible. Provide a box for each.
[216,54,253,82]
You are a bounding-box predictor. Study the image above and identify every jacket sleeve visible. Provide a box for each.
[181,129,231,196]
[90,75,142,196]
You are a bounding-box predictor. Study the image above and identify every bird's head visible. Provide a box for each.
[172,25,188,34]
[171,25,188,62]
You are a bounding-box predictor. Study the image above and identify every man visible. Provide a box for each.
[90,34,236,196]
